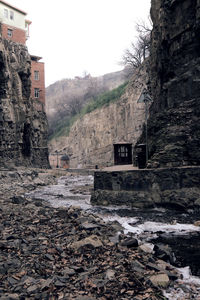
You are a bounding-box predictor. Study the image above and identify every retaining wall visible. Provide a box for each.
[91,167,200,209]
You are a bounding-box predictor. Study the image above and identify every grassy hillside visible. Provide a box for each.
[49,81,128,140]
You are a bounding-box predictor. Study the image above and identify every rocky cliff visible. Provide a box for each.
[46,69,130,131]
[49,65,147,168]
[0,38,49,168]
[143,0,200,167]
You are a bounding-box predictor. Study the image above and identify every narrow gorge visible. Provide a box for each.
[49,65,147,168]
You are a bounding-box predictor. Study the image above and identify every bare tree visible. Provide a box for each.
[67,97,83,116]
[84,77,99,100]
[121,18,152,72]
[135,18,152,36]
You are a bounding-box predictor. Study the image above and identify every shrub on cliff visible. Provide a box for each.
[49,81,128,140]
[81,81,128,114]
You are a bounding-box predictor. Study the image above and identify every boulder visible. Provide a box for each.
[68,235,103,250]
[149,273,170,288]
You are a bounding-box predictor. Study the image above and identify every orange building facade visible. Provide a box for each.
[1,22,27,44]
[0,0,45,105]
[30,56,45,105]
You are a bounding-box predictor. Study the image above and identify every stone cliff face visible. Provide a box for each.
[46,69,129,119]
[49,65,147,168]
[145,0,200,167]
[0,38,49,168]
[46,69,130,136]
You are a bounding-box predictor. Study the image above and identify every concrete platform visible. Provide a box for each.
[102,165,138,171]
[91,166,200,210]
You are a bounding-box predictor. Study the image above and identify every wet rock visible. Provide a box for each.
[68,235,103,250]
[194,220,200,227]
[27,284,38,294]
[154,244,173,262]
[61,267,75,276]
[7,277,19,285]
[121,237,139,248]
[109,221,123,232]
[11,196,26,204]
[0,294,19,300]
[74,296,97,300]
[44,254,54,261]
[131,260,145,275]
[105,269,115,280]
[139,243,154,254]
[81,222,100,231]
[149,273,170,288]
[40,278,53,290]
[109,234,119,244]
[54,280,66,287]
[55,208,69,219]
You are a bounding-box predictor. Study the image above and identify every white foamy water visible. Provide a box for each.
[26,174,200,299]
[164,266,200,299]
[27,175,200,237]
[102,214,200,236]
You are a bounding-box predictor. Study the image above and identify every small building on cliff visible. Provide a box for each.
[0,0,30,44]
[0,0,45,105]
[30,55,45,106]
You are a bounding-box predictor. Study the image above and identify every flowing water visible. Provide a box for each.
[26,174,200,299]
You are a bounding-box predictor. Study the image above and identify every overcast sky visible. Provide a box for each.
[8,0,151,86]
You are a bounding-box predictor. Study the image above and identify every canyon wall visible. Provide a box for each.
[49,65,147,168]
[46,69,130,127]
[144,0,200,167]
[0,38,49,168]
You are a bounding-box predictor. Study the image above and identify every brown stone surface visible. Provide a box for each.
[49,65,147,169]
[0,38,49,168]
[139,0,200,167]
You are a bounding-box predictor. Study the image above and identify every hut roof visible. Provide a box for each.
[60,154,70,161]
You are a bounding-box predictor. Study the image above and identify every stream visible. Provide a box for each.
[26,174,200,299]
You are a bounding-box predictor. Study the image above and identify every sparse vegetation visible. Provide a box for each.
[121,19,152,72]
[81,81,128,114]
[49,81,128,140]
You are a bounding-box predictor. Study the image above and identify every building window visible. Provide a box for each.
[4,9,8,18]
[7,29,13,38]
[114,144,132,165]
[118,146,128,157]
[34,88,40,98]
[34,71,39,81]
[10,11,14,20]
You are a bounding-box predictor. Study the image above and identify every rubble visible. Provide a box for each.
[0,169,195,299]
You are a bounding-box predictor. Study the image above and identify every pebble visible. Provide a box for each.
[0,168,198,299]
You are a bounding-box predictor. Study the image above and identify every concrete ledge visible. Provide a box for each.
[91,166,200,209]
[66,168,95,176]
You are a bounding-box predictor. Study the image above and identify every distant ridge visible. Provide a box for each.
[46,69,131,132]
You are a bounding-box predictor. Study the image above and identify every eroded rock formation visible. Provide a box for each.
[46,69,130,126]
[145,0,200,167]
[0,38,49,168]
[49,65,147,168]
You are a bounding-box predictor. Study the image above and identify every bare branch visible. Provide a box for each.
[120,18,152,73]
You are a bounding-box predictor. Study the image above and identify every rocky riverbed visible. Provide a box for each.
[0,169,200,299]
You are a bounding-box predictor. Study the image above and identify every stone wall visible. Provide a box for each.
[91,166,200,209]
[0,38,49,168]
[140,0,200,167]
[49,64,147,168]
